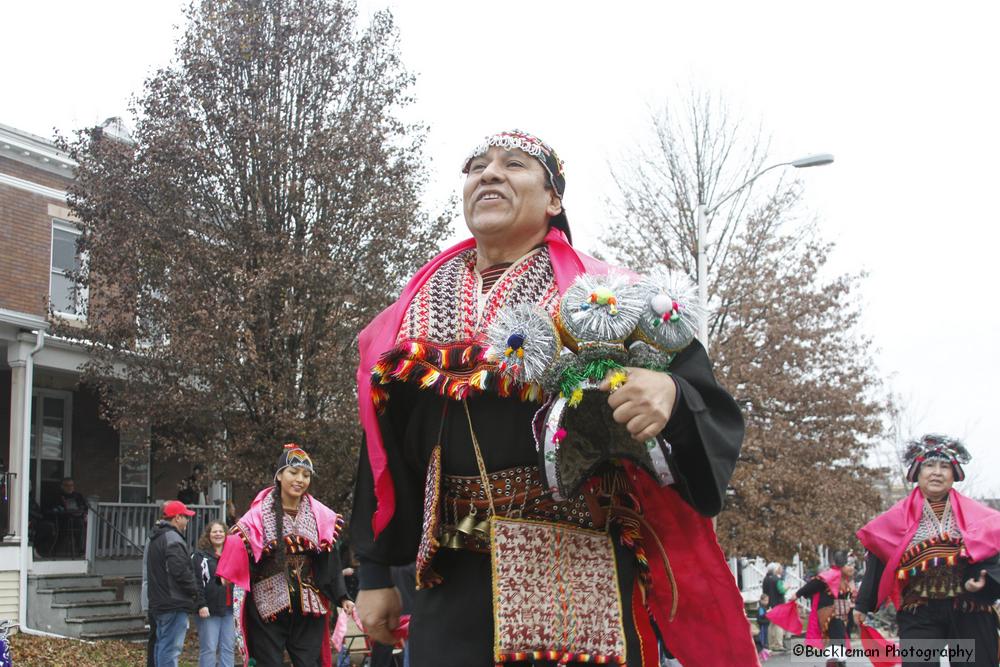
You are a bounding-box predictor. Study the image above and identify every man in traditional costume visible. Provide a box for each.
[792,551,856,667]
[854,434,1000,667]
[351,130,757,666]
[218,444,351,667]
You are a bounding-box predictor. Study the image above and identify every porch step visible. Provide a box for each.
[65,612,147,634]
[28,570,149,639]
[79,627,150,642]
[35,585,118,604]
[52,599,133,615]
[28,574,104,589]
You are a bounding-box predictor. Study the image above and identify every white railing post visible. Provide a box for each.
[85,500,97,567]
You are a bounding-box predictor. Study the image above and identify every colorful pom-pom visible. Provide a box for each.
[650,293,672,315]
[506,332,525,351]
[607,370,628,391]
[590,287,614,304]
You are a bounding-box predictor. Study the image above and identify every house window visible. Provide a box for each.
[50,219,87,317]
[119,429,151,503]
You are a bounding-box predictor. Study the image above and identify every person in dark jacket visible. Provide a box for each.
[49,477,88,556]
[147,500,208,667]
[761,562,787,651]
[177,464,205,505]
[192,521,235,667]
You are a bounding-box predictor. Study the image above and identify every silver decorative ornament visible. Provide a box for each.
[484,303,561,384]
[557,271,645,348]
[633,271,705,352]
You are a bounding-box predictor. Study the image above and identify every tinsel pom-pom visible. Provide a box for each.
[558,271,645,347]
[633,271,705,352]
[484,303,561,384]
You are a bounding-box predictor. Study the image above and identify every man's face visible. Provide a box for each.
[172,514,190,532]
[61,480,74,494]
[462,147,562,243]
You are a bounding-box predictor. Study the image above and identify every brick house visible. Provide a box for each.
[0,121,224,636]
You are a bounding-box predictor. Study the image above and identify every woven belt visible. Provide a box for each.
[440,465,606,552]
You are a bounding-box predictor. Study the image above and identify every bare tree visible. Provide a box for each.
[605,90,891,560]
[59,0,451,506]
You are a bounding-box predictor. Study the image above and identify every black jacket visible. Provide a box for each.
[762,572,785,607]
[146,520,205,614]
[191,549,232,616]
[352,339,745,589]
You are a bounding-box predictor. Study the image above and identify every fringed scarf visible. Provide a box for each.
[857,487,1000,609]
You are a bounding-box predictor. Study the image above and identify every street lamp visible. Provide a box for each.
[695,153,834,347]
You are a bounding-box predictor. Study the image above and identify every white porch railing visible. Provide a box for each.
[739,556,811,612]
[85,502,225,561]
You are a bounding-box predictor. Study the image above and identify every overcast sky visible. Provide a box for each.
[3,1,997,495]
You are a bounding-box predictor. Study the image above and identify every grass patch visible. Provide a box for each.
[7,631,205,667]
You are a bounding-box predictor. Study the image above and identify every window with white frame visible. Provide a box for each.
[50,219,87,317]
[119,428,151,503]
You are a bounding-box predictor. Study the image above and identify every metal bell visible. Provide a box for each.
[442,530,465,550]
[473,518,491,540]
[455,509,478,536]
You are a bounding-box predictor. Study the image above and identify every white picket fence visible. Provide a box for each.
[731,555,810,611]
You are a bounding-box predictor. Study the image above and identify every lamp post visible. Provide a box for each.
[695,153,834,347]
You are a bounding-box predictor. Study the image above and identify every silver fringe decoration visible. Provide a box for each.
[557,271,645,347]
[484,303,562,384]
[633,270,706,352]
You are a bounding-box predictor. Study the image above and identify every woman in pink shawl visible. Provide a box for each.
[854,434,1000,667]
[792,551,857,667]
[217,443,351,667]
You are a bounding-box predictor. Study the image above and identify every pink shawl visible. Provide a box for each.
[766,600,803,634]
[859,623,902,666]
[356,227,608,537]
[217,487,342,589]
[805,567,851,649]
[856,487,1000,609]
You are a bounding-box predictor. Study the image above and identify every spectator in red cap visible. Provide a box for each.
[146,499,208,667]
